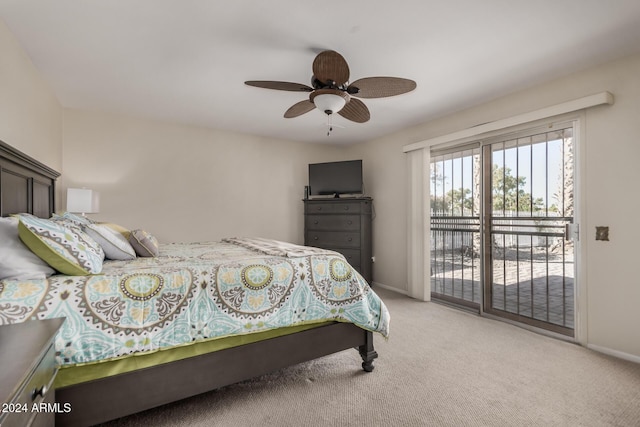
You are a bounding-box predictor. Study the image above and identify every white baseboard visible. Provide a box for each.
[371,281,408,295]
[587,344,640,364]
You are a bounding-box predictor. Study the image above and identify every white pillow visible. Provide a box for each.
[84,223,136,260]
[0,216,55,280]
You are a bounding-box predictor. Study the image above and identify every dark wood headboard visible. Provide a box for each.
[0,140,60,218]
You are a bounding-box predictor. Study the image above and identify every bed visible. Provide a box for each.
[0,140,389,427]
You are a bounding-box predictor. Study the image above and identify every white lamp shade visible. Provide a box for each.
[66,188,100,214]
[313,93,347,114]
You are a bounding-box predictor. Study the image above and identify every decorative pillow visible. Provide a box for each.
[50,211,95,229]
[128,229,159,257]
[99,222,132,240]
[17,215,104,276]
[0,216,55,280]
[84,224,136,261]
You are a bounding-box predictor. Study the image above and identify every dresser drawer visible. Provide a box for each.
[1,343,56,427]
[304,201,365,214]
[306,231,360,248]
[305,214,360,231]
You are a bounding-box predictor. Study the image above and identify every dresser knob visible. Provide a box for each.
[347,220,352,225]
[32,384,48,401]
[314,220,319,225]
[314,236,318,240]
[347,237,353,242]
[344,206,349,210]
[317,206,322,211]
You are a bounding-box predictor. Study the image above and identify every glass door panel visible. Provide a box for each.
[484,127,575,335]
[430,147,481,308]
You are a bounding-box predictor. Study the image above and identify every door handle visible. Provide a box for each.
[565,223,579,241]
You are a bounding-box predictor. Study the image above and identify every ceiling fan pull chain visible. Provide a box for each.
[327,113,334,136]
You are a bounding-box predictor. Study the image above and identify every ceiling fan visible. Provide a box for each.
[245,50,417,125]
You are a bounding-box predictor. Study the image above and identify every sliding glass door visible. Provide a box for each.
[430,123,576,336]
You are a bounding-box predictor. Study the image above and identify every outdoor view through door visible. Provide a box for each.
[430,123,575,336]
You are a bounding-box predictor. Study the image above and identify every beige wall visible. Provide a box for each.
[348,53,640,359]
[62,109,344,244]
[0,19,62,173]
[343,136,409,293]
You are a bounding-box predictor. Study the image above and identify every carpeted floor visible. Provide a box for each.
[99,288,640,426]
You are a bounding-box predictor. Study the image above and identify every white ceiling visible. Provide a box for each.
[2,1,640,145]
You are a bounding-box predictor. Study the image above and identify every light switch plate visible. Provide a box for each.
[595,226,609,241]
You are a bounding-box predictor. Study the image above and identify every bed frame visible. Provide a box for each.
[0,140,378,426]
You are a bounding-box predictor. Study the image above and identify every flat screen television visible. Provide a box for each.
[308,160,363,197]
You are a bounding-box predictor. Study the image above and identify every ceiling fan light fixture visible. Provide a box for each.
[310,89,350,115]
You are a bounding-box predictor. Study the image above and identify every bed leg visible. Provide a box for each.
[358,330,378,372]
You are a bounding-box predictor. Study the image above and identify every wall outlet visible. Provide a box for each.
[371,256,376,263]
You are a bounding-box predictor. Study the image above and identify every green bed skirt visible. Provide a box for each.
[56,322,332,388]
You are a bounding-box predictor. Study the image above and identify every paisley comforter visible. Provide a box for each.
[0,239,389,367]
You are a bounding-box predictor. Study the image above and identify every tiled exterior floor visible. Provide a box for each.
[431,248,574,329]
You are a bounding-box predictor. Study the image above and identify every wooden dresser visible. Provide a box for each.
[304,197,373,284]
[0,318,64,427]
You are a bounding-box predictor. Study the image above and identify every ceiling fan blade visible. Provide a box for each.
[245,81,313,92]
[312,50,350,86]
[338,98,370,123]
[284,100,316,118]
[347,77,416,98]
